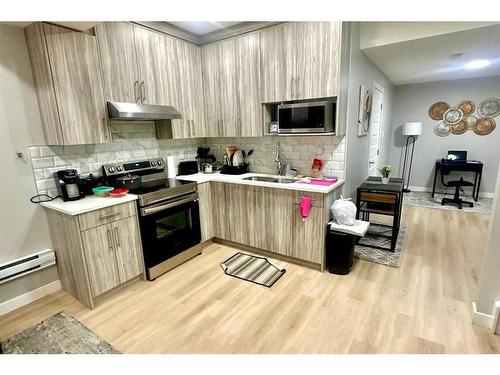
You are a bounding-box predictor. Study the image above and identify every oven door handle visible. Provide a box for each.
[140,193,198,216]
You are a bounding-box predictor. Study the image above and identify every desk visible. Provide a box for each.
[356,177,404,252]
[432,160,483,201]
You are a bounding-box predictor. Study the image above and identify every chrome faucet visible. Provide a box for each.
[274,142,287,175]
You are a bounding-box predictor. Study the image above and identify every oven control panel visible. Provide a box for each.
[103,159,164,176]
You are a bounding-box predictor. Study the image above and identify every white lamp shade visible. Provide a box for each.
[403,122,422,136]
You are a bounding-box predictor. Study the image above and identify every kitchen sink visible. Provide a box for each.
[242,176,299,184]
[243,176,278,182]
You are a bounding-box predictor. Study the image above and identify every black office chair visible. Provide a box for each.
[440,167,474,209]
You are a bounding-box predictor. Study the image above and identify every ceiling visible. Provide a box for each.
[361,23,500,85]
[168,21,243,35]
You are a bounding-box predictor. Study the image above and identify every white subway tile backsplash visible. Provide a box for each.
[86,144,106,154]
[96,152,116,162]
[28,146,40,158]
[31,157,54,169]
[64,145,86,155]
[28,131,345,194]
[114,150,132,160]
[36,178,57,191]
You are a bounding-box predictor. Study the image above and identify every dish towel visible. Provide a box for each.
[300,196,312,221]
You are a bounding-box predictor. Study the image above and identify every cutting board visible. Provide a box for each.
[297,178,338,186]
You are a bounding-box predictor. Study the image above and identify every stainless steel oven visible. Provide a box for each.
[277,100,335,134]
[138,189,201,280]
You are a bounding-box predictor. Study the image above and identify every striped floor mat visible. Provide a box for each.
[221,252,286,288]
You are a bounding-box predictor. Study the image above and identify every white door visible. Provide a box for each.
[368,81,384,176]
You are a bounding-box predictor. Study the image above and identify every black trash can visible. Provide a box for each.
[326,227,357,275]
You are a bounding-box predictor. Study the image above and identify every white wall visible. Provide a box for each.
[388,76,500,194]
[360,22,498,49]
[0,24,59,305]
[0,24,53,262]
[344,22,395,199]
[476,166,500,316]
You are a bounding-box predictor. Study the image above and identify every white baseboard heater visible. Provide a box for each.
[0,249,56,285]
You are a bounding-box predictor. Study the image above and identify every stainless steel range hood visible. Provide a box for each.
[107,101,182,121]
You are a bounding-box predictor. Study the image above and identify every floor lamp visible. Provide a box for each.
[401,122,422,193]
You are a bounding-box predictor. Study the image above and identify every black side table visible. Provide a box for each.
[356,177,404,252]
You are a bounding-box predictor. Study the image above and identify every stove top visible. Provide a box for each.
[102,159,198,207]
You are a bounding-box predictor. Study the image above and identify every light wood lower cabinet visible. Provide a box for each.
[45,202,144,309]
[210,182,333,267]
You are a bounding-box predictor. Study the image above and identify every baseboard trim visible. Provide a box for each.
[0,280,61,316]
[409,185,494,199]
[471,301,500,331]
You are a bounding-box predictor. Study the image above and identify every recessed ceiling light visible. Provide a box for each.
[465,60,490,69]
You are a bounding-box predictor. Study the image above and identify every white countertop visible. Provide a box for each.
[40,194,138,216]
[176,172,344,194]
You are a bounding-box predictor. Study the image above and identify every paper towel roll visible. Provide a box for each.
[166,156,176,178]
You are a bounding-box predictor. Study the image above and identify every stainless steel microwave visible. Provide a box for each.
[277,101,335,134]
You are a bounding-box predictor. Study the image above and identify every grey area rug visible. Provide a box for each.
[354,224,407,268]
[1,312,120,354]
[403,191,492,215]
[221,252,286,288]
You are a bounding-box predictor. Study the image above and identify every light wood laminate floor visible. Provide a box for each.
[1,205,499,353]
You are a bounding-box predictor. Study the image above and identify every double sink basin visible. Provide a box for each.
[242,176,299,184]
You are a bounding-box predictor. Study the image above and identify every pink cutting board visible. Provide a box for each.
[297,178,338,186]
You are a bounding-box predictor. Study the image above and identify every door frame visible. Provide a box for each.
[367,80,385,177]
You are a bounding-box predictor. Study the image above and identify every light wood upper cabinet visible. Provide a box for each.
[134,26,171,106]
[201,43,223,137]
[236,33,262,137]
[202,33,262,138]
[95,22,140,103]
[260,22,342,103]
[171,39,207,139]
[25,22,109,145]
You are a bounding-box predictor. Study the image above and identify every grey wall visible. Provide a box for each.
[344,22,395,199]
[388,76,500,194]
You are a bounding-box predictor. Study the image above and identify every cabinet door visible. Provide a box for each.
[43,23,108,144]
[210,182,230,239]
[218,39,239,137]
[134,26,171,106]
[262,187,292,256]
[260,23,295,102]
[188,43,207,138]
[198,183,214,241]
[201,43,222,137]
[236,33,262,137]
[96,22,140,103]
[289,204,324,264]
[81,224,120,297]
[300,22,341,99]
[111,216,144,283]
[172,40,206,139]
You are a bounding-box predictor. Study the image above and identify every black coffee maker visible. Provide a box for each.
[55,169,85,201]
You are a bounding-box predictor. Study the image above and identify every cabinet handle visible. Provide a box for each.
[114,227,120,248]
[140,81,145,104]
[297,76,301,98]
[134,80,140,104]
[98,212,119,220]
[106,229,114,251]
[291,77,295,99]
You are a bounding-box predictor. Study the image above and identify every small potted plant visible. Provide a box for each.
[378,165,392,184]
